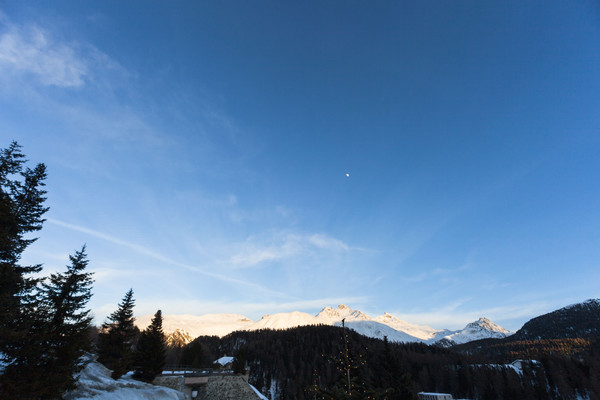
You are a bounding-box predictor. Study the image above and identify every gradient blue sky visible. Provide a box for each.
[1,1,599,331]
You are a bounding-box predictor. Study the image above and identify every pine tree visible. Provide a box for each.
[232,348,247,374]
[133,309,166,382]
[372,336,415,400]
[0,142,49,399]
[319,324,368,399]
[97,288,137,379]
[37,245,94,397]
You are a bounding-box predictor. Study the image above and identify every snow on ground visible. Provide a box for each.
[472,359,540,377]
[250,383,269,400]
[65,358,186,400]
[0,352,7,373]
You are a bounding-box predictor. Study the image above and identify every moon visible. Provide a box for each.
[346,173,350,177]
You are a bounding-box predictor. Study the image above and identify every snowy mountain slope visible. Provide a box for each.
[136,313,253,339]
[250,311,319,330]
[137,304,511,345]
[439,317,511,345]
[336,320,423,342]
[65,357,185,400]
[315,304,371,324]
[374,312,449,341]
[166,329,194,347]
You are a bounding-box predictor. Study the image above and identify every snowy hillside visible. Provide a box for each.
[137,304,511,346]
[65,357,185,400]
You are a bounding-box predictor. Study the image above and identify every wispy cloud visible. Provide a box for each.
[47,218,289,298]
[308,234,349,251]
[0,13,156,151]
[228,231,353,268]
[0,23,87,87]
[400,263,470,283]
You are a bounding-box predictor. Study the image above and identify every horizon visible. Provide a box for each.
[2,1,599,333]
[131,299,589,333]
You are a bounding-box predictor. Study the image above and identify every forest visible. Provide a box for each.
[175,325,600,400]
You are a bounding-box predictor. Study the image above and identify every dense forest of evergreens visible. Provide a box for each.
[176,325,600,400]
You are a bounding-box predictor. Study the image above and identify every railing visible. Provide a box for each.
[161,365,213,376]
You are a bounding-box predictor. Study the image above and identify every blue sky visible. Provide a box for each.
[1,1,599,331]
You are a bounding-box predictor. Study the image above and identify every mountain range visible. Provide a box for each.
[136,304,511,346]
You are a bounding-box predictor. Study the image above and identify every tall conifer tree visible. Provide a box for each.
[133,309,166,382]
[97,288,137,379]
[0,142,49,399]
[37,245,94,397]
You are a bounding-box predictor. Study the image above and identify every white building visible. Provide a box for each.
[418,392,453,400]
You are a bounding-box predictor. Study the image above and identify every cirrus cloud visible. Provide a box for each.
[227,231,354,268]
[0,23,87,87]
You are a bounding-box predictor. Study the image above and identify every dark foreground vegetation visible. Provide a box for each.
[0,142,166,399]
[175,324,600,400]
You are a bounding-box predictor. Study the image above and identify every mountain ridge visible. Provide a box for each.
[511,298,600,341]
[136,304,511,346]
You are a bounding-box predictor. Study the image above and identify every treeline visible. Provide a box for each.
[454,337,595,361]
[180,325,600,400]
[0,142,168,399]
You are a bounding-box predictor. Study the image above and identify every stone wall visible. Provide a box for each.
[200,375,262,400]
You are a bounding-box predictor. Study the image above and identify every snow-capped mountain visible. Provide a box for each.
[252,311,319,330]
[136,313,253,339]
[165,329,194,347]
[438,317,511,345]
[136,304,511,346]
[315,304,371,324]
[373,312,450,341]
[337,320,424,343]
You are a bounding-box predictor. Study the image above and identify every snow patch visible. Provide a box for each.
[65,357,185,400]
[250,383,268,400]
